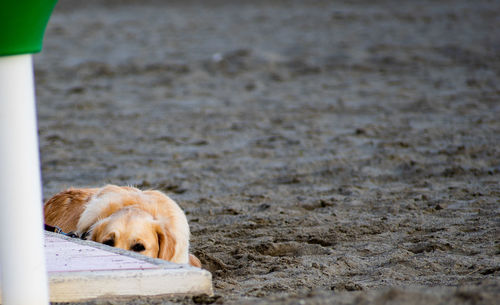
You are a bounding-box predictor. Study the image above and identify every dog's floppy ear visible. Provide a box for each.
[156,224,177,261]
[88,219,108,242]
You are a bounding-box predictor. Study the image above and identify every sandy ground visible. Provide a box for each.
[35,0,500,304]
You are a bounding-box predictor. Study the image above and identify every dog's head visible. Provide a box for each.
[88,206,176,260]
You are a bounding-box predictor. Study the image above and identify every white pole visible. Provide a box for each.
[0,54,49,305]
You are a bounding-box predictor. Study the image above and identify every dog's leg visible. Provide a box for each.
[189,253,202,268]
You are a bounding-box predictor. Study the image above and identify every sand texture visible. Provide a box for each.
[35,0,499,304]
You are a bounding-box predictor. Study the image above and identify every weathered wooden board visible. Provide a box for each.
[0,232,213,302]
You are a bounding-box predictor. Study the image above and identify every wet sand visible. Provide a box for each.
[35,0,500,304]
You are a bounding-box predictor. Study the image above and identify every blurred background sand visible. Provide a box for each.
[36,1,500,304]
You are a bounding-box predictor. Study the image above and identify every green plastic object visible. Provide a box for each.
[0,0,58,56]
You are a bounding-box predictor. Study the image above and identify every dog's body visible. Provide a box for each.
[44,184,200,267]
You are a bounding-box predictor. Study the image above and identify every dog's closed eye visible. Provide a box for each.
[131,243,145,252]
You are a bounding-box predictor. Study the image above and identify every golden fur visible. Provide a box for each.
[44,184,201,267]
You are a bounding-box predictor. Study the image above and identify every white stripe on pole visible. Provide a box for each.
[0,54,49,305]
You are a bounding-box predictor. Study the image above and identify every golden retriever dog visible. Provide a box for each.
[44,184,201,267]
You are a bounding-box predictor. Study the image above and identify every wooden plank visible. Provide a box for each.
[49,268,213,302]
[47,256,160,273]
[0,232,213,302]
[45,233,160,272]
